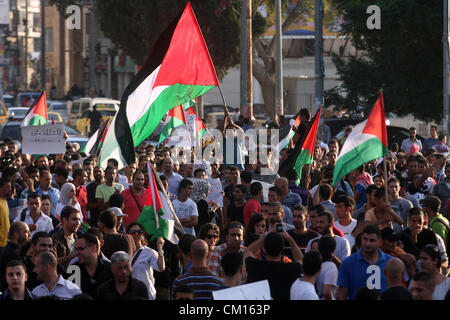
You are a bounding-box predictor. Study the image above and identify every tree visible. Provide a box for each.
[326,0,442,122]
[51,0,308,116]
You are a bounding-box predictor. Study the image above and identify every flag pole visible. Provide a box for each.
[379,90,389,205]
[150,163,184,232]
[147,162,160,229]
[218,84,230,116]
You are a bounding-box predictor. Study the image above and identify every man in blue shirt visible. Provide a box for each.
[336,224,393,300]
[21,170,60,218]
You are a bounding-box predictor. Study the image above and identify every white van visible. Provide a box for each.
[68,97,120,125]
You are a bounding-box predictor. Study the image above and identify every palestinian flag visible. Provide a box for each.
[278,109,319,177]
[276,113,302,152]
[293,108,321,182]
[99,2,219,168]
[82,117,112,156]
[21,91,48,127]
[186,104,207,140]
[332,93,388,185]
[158,105,187,145]
[137,163,177,242]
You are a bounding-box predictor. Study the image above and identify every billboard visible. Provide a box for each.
[262,0,344,39]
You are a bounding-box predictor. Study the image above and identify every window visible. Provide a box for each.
[45,29,53,52]
[71,102,80,115]
[81,102,90,113]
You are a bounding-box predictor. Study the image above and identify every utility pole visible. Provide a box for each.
[444,0,449,135]
[246,0,253,120]
[89,0,96,96]
[314,0,324,114]
[24,0,28,89]
[275,0,283,116]
[40,0,45,91]
[240,0,247,118]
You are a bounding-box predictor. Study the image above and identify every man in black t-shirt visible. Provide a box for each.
[287,205,319,254]
[86,166,104,227]
[245,232,303,300]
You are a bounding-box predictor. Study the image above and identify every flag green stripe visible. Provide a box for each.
[27,115,47,126]
[293,148,312,183]
[333,137,388,185]
[130,83,215,147]
[158,117,186,144]
[137,205,168,240]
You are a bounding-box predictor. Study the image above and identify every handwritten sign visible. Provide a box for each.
[212,280,271,300]
[21,124,66,154]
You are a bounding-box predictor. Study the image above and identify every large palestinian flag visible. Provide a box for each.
[293,108,321,181]
[332,93,388,185]
[21,90,48,127]
[99,2,219,168]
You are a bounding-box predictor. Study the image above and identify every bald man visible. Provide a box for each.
[380,258,413,300]
[171,239,223,300]
[275,177,302,211]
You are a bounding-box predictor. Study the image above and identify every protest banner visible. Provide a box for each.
[21,123,66,154]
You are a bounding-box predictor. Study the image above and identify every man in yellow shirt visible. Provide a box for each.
[0,177,12,247]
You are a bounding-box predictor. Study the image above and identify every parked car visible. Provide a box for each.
[47,112,63,123]
[16,91,41,107]
[75,107,117,136]
[48,101,69,121]
[0,122,89,150]
[8,107,29,121]
[335,125,424,151]
[69,97,120,126]
[2,94,14,109]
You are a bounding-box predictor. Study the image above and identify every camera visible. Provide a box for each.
[276,223,283,232]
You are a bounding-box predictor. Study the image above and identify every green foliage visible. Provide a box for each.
[326,0,443,122]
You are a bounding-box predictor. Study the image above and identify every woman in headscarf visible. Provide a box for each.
[191,179,218,234]
[56,182,83,222]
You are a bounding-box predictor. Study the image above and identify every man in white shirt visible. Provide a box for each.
[401,127,422,153]
[32,251,81,299]
[334,195,357,249]
[172,179,198,236]
[306,211,351,262]
[290,251,322,300]
[161,157,183,196]
[14,193,53,236]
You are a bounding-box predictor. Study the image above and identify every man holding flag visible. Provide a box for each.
[98,2,220,170]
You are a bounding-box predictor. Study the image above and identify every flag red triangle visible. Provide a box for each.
[362,93,388,146]
[33,90,48,120]
[302,108,321,155]
[153,2,219,87]
[168,105,187,124]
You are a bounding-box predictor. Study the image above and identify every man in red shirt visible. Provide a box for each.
[73,169,88,222]
[244,182,262,226]
[121,171,147,227]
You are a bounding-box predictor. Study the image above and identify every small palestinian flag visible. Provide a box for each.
[332,93,388,185]
[21,91,48,127]
[293,108,321,182]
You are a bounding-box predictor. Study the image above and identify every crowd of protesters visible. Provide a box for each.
[0,110,449,301]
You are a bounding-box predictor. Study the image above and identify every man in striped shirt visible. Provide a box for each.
[171,239,223,300]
